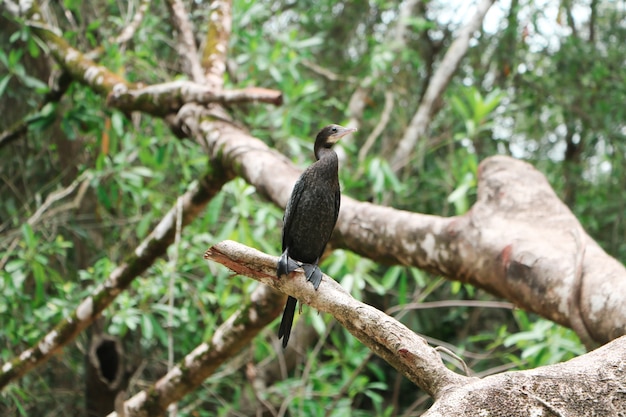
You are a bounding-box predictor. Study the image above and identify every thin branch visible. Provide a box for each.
[391,0,496,173]
[0,172,229,390]
[301,60,358,83]
[340,0,421,155]
[116,0,152,45]
[0,172,92,270]
[0,71,72,149]
[0,119,29,149]
[357,90,395,165]
[435,346,471,376]
[204,240,472,398]
[28,172,92,227]
[165,0,205,83]
[386,300,515,315]
[83,0,151,61]
[344,0,420,132]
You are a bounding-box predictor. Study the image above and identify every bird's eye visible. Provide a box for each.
[331,127,338,132]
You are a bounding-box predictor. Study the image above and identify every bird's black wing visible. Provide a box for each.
[282,175,307,250]
[333,187,341,229]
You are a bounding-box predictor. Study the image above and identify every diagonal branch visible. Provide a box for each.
[165,0,206,83]
[204,240,471,398]
[203,241,626,417]
[0,171,230,390]
[0,171,92,270]
[9,2,134,96]
[390,0,496,172]
[0,71,72,149]
[116,0,152,45]
[109,284,285,417]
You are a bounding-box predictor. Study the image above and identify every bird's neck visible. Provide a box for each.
[313,147,339,183]
[315,145,336,161]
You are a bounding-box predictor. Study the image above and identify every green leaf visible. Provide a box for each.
[206,191,226,224]
[0,74,12,97]
[381,266,401,290]
[21,223,37,249]
[19,74,48,92]
[111,111,125,137]
[27,37,40,58]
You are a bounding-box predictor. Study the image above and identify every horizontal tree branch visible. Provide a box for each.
[107,81,283,116]
[187,119,626,345]
[7,5,280,121]
[203,240,471,398]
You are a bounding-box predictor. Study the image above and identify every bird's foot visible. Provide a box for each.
[277,251,300,277]
[302,264,323,290]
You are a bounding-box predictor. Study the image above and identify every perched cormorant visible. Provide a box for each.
[277,124,357,348]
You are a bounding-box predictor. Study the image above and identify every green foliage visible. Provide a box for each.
[499,311,585,368]
[451,86,504,142]
[1,0,620,415]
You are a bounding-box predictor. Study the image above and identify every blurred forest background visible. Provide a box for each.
[1,0,625,415]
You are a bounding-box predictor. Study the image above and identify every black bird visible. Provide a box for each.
[277,124,357,348]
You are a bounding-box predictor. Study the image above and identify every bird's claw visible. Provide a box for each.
[277,251,300,277]
[302,264,323,290]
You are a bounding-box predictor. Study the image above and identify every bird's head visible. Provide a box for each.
[314,124,357,156]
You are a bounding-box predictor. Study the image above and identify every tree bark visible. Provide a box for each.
[423,334,626,416]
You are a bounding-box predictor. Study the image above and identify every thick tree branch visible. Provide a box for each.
[189,122,626,345]
[391,0,496,172]
[423,335,626,416]
[7,3,277,123]
[0,172,229,390]
[203,240,471,398]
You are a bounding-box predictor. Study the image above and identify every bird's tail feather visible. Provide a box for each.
[278,296,298,348]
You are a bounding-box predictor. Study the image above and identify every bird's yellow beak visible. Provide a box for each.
[329,126,357,142]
